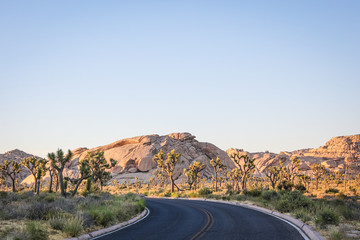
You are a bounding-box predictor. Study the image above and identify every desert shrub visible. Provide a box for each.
[275,191,312,213]
[88,207,115,227]
[50,213,67,230]
[198,187,212,196]
[44,193,58,203]
[231,194,245,201]
[315,208,340,228]
[187,191,198,198]
[277,180,293,191]
[164,192,171,197]
[25,221,49,240]
[328,229,346,240]
[63,216,84,237]
[294,184,306,192]
[243,189,262,197]
[26,202,51,220]
[0,191,8,199]
[337,192,348,200]
[293,209,312,223]
[170,192,180,198]
[325,188,339,194]
[261,190,279,201]
[136,198,146,211]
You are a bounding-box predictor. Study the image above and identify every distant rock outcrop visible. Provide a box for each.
[5,133,360,187]
[226,134,360,175]
[67,133,235,183]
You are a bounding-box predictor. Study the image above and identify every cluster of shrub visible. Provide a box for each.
[0,191,145,240]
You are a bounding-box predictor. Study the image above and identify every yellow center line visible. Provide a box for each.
[188,204,215,240]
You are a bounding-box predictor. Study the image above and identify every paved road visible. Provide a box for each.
[96,198,305,240]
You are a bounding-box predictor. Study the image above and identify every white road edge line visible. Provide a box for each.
[92,207,150,240]
[255,209,310,240]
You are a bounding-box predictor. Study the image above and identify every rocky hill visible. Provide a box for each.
[227,134,360,175]
[66,133,235,183]
[0,149,42,183]
[6,133,360,187]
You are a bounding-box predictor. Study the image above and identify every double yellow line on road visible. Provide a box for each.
[189,205,215,240]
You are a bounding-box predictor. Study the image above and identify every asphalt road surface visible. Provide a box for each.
[96,198,305,240]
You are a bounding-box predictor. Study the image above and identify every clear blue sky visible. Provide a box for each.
[1,1,359,157]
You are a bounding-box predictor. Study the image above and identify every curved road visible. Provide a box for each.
[96,198,305,240]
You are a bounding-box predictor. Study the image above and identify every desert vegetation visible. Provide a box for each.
[1,146,360,239]
[114,149,360,240]
[0,149,145,240]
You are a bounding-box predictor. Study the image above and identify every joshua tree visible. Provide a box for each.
[230,152,256,191]
[227,168,242,192]
[0,160,22,192]
[48,149,73,197]
[153,149,181,192]
[65,158,91,196]
[284,156,301,185]
[310,163,327,190]
[299,174,311,190]
[210,157,225,192]
[21,157,47,192]
[76,151,117,192]
[265,165,281,189]
[47,163,56,193]
[183,161,205,191]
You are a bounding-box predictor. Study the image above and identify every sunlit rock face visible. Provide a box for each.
[67,133,235,183]
[226,134,360,176]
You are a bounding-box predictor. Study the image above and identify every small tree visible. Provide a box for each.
[284,156,300,185]
[84,151,117,191]
[310,163,327,190]
[0,160,22,192]
[265,165,281,189]
[65,158,91,196]
[152,149,181,192]
[227,168,242,192]
[230,152,256,191]
[21,157,47,192]
[299,174,311,190]
[210,157,225,192]
[48,149,73,197]
[35,160,47,195]
[47,163,56,193]
[184,161,205,191]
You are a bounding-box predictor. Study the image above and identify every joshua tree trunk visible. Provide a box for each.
[11,178,16,192]
[215,171,218,192]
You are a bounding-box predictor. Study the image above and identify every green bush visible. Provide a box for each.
[89,207,115,227]
[243,189,262,197]
[315,208,340,228]
[275,191,312,213]
[25,221,49,240]
[63,216,84,237]
[293,209,312,223]
[325,188,339,194]
[50,213,66,230]
[261,190,279,201]
[136,198,146,211]
[198,187,213,196]
[44,193,58,203]
[164,192,171,197]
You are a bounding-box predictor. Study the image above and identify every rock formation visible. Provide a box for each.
[66,132,235,183]
[3,133,359,187]
[227,134,360,175]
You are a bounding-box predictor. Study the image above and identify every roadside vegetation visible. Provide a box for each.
[112,149,360,240]
[0,149,145,240]
[1,147,359,239]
